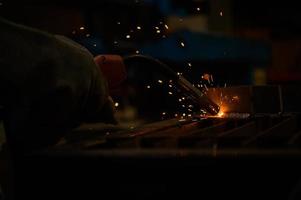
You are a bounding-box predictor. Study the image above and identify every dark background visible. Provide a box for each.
[1,0,300,86]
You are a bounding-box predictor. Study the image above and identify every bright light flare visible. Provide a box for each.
[217,111,225,118]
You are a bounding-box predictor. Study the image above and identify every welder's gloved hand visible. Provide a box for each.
[0,18,116,153]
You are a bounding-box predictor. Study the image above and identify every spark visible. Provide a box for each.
[224,83,227,88]
[182,97,185,100]
[126,35,131,39]
[188,63,192,67]
[204,84,209,91]
[180,42,185,47]
[210,75,214,83]
[135,50,140,54]
[178,99,182,102]
[188,105,193,108]
[137,26,141,30]
[174,114,178,117]
[155,26,159,30]
[197,84,201,88]
[182,105,186,108]
[156,30,161,34]
[197,7,200,11]
[158,80,163,84]
[182,113,186,117]
[114,102,119,107]
[188,114,192,117]
[162,112,166,115]
[218,112,224,118]
[177,72,181,76]
[168,92,173,95]
[168,84,173,88]
[164,24,169,29]
[146,85,151,89]
[220,11,223,16]
[79,27,85,30]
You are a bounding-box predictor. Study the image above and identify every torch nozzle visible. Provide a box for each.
[177,76,220,115]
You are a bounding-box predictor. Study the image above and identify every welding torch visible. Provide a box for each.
[122,55,220,115]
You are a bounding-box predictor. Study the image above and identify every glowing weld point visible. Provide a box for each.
[158,80,163,84]
[218,112,224,118]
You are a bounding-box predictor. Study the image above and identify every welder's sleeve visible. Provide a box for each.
[0,19,115,152]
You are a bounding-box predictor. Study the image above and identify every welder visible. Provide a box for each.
[0,17,118,153]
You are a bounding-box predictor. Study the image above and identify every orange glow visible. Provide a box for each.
[217,111,225,118]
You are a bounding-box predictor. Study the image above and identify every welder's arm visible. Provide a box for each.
[0,18,116,152]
